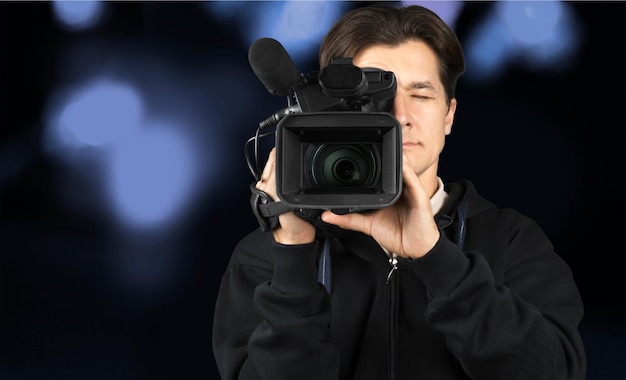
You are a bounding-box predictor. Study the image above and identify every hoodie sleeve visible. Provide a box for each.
[212,236,338,380]
[408,212,586,380]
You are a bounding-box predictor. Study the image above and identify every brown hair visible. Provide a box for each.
[319,4,465,105]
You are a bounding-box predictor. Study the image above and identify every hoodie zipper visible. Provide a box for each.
[381,202,467,380]
[386,253,398,380]
[386,254,398,284]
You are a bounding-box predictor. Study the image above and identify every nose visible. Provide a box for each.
[391,95,410,128]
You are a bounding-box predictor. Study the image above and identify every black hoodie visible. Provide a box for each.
[212,180,586,380]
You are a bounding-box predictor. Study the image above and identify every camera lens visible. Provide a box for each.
[334,159,358,182]
[307,144,379,187]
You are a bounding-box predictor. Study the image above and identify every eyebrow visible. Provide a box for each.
[406,80,437,92]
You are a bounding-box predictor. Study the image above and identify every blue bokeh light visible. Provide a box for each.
[108,122,196,228]
[463,1,582,83]
[52,80,143,148]
[463,17,515,82]
[44,74,205,231]
[498,1,563,46]
[497,1,581,72]
[204,1,348,68]
[52,0,107,31]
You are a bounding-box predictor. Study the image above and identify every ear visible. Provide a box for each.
[444,98,457,136]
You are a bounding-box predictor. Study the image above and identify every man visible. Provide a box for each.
[213,4,586,379]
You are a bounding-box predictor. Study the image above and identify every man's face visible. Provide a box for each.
[353,40,456,180]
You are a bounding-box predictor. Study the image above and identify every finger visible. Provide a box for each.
[400,153,428,206]
[321,210,371,235]
[399,154,418,201]
[259,148,276,182]
[256,148,278,198]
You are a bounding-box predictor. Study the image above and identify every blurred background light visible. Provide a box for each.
[500,1,581,71]
[204,0,348,69]
[49,79,143,149]
[463,16,514,82]
[52,0,107,31]
[108,121,196,229]
[44,72,207,231]
[499,0,563,45]
[463,1,582,83]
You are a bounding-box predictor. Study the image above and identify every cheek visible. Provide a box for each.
[423,125,448,157]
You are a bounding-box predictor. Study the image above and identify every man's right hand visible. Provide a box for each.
[256,148,317,245]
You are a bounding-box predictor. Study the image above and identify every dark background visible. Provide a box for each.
[1,1,624,379]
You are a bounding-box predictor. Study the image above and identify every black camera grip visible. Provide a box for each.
[249,183,294,231]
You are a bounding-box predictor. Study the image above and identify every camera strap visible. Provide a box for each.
[250,183,294,231]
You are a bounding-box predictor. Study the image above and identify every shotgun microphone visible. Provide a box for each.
[248,38,300,97]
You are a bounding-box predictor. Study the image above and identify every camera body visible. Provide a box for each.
[275,58,402,214]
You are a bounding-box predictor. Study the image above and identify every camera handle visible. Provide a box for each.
[250,183,294,231]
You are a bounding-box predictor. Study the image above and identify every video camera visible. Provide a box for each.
[246,38,402,230]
